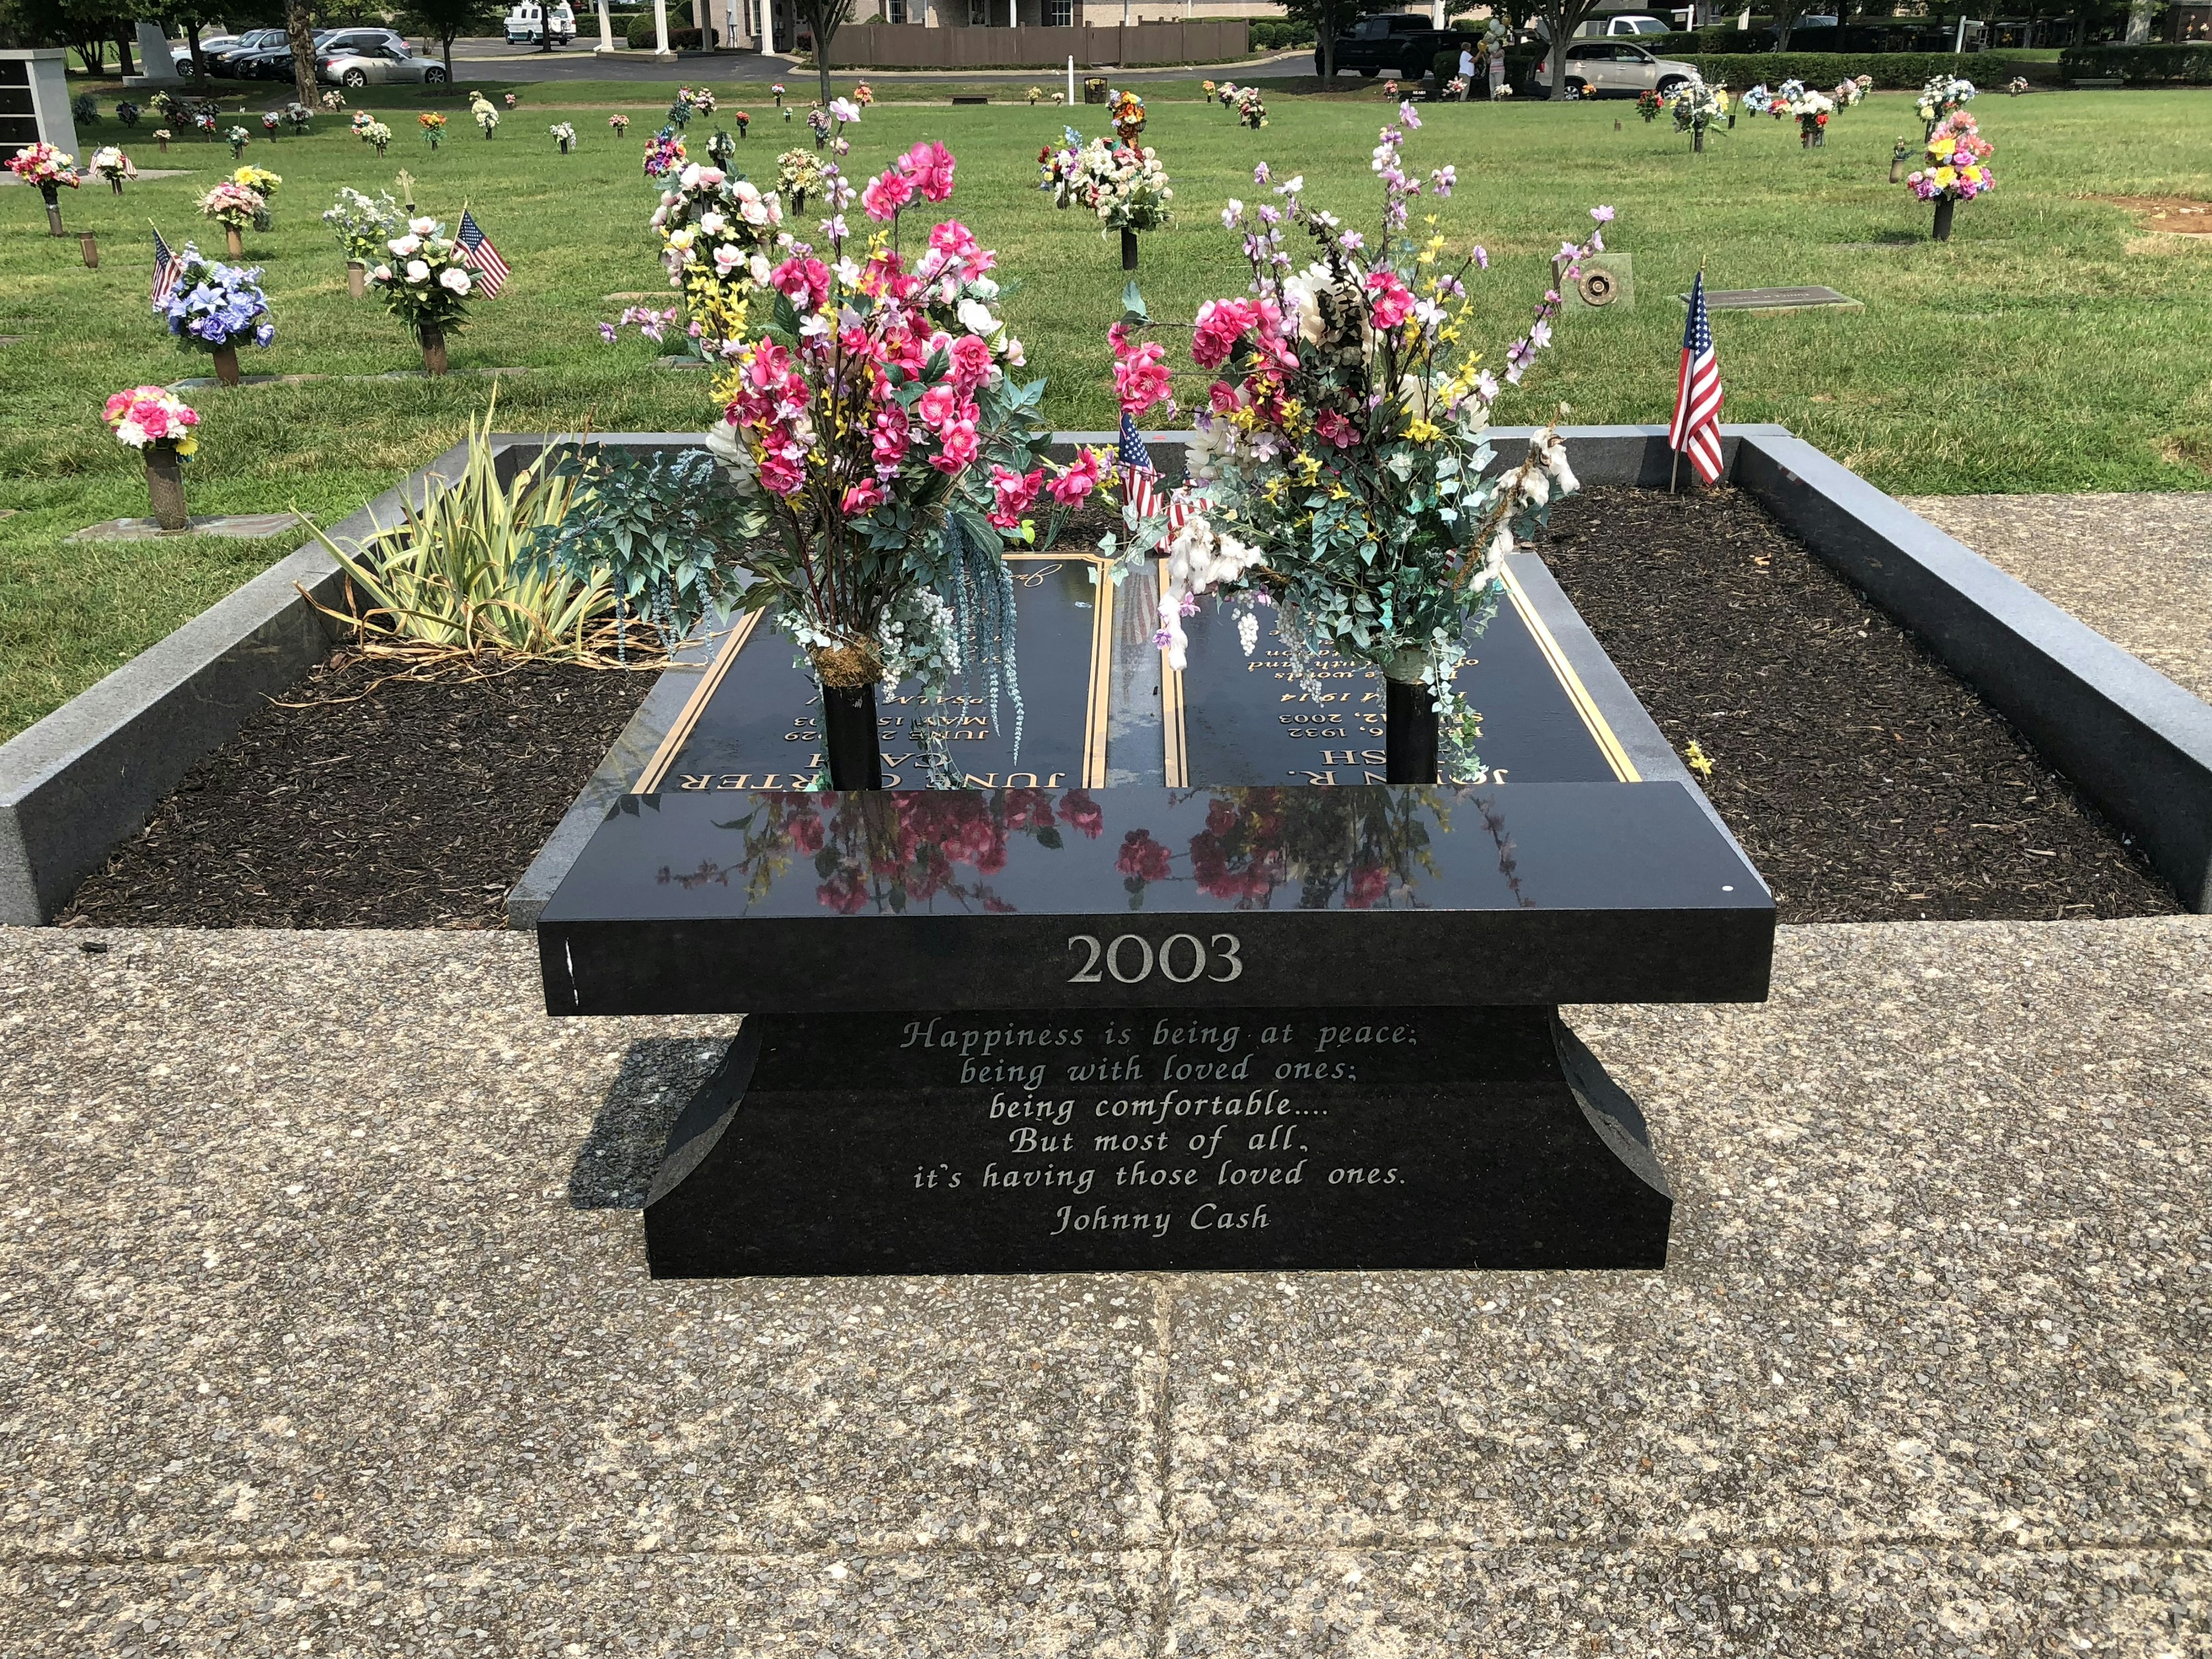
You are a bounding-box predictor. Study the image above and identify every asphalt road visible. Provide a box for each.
[440,35,1316,82]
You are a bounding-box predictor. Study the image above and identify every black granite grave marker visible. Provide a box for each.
[634,551,1114,794]
[1163,565,1634,788]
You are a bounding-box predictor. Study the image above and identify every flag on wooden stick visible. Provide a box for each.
[151,226,183,307]
[456,209,509,298]
[1668,270,1724,486]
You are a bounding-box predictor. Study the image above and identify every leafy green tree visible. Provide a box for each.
[796,0,852,105]
[1529,0,1602,97]
[396,0,502,75]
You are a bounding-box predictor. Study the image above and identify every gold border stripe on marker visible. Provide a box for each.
[630,611,762,794]
[1499,562,1641,783]
[1083,557,1113,789]
[1157,561,1188,787]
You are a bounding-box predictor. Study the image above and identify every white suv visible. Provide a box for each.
[1537,40,1698,97]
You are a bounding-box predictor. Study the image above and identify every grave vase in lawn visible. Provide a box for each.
[79,231,98,268]
[143,444,188,530]
[1934,198,1956,242]
[42,185,65,237]
[211,344,240,386]
[224,225,243,259]
[347,260,366,299]
[419,323,448,376]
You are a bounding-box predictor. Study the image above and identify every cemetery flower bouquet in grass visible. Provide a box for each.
[643,131,687,178]
[8,142,79,202]
[321,90,347,111]
[260,112,281,138]
[1917,74,1975,132]
[1908,110,1993,240]
[366,216,474,373]
[1037,128,1174,235]
[90,146,137,192]
[1832,74,1870,108]
[285,102,313,135]
[116,100,139,126]
[1637,88,1665,122]
[104,385,199,456]
[470,93,500,137]
[1107,88,1145,143]
[355,115,394,156]
[158,245,274,385]
[1232,86,1267,130]
[1672,77,1728,147]
[199,181,267,255]
[105,384,200,531]
[1740,83,1771,116]
[420,112,447,147]
[1111,107,1603,784]
[226,124,251,158]
[649,157,786,345]
[551,121,578,153]
[608,113,630,136]
[776,147,827,209]
[233,164,281,201]
[324,186,405,263]
[1787,86,1834,145]
[674,142,1101,787]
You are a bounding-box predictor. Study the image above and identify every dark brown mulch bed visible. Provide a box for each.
[59,653,656,930]
[1539,486,2178,924]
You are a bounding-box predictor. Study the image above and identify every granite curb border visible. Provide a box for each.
[0,437,480,926]
[6,425,2207,927]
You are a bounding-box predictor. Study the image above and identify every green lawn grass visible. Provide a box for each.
[5,84,2210,739]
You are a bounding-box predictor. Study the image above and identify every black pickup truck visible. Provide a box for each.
[1319,13,1461,78]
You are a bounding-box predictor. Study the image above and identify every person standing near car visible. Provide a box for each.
[1457,41,1475,99]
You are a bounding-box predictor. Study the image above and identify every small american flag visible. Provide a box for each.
[1118,412,1160,521]
[456,209,509,298]
[1669,271,1724,486]
[151,227,183,308]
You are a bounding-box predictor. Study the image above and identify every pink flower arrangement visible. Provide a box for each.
[703,141,1100,703]
[7,141,79,194]
[103,385,200,454]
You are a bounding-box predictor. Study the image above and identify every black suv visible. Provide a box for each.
[1321,13,1457,77]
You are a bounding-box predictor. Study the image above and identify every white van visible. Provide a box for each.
[505,2,576,44]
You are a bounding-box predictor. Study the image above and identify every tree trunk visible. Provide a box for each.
[816,39,834,107]
[819,682,884,789]
[445,35,457,75]
[1384,673,1438,785]
[145,447,190,532]
[1932,196,1955,241]
[421,324,449,375]
[286,1,321,109]
[115,29,135,76]
[188,21,209,81]
[212,343,241,386]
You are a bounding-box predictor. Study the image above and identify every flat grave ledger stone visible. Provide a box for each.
[1685,285,1863,314]
[631,551,1114,794]
[539,544,1774,1276]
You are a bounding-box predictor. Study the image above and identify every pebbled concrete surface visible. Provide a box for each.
[1902,493,2212,705]
[0,921,2206,1657]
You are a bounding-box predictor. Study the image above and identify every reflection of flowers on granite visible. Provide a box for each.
[1118,787,1462,912]
[658,787,1104,914]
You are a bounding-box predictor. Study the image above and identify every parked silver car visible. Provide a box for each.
[319,42,449,86]
[1534,40,1698,97]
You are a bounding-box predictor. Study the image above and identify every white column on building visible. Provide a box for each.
[652,0,675,56]
[595,0,615,52]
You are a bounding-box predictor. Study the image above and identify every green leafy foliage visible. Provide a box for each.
[520,444,748,652]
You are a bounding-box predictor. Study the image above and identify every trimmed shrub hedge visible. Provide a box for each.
[623,13,710,48]
[2058,44,2212,82]
[1662,51,2051,89]
[1248,19,1315,50]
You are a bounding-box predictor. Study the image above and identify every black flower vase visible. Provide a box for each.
[1121,228,1138,271]
[819,683,884,790]
[1932,197,1956,242]
[1383,661,1438,785]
